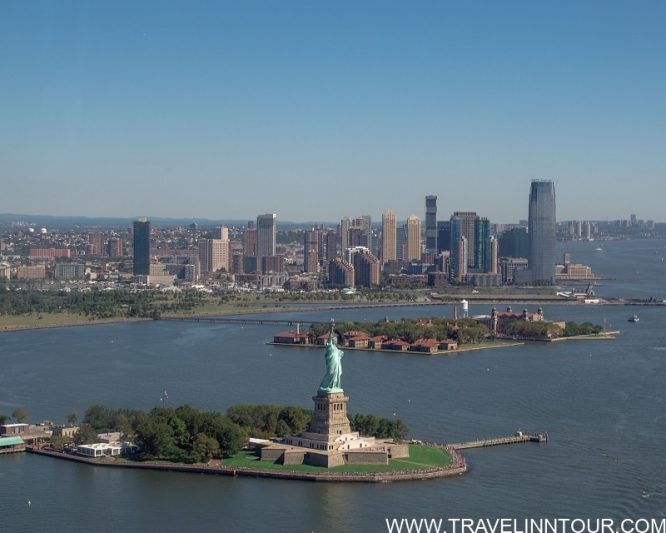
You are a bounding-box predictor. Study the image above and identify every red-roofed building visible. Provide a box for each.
[382,340,410,351]
[342,331,371,348]
[410,338,440,353]
[273,331,312,345]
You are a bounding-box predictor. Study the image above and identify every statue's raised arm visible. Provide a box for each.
[318,319,344,394]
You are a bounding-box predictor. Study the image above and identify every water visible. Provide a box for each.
[1,240,665,532]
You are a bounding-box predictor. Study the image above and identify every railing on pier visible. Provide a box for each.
[450,432,548,450]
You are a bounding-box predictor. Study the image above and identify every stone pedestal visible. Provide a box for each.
[309,392,352,437]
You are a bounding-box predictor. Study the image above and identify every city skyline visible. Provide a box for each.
[2,3,665,221]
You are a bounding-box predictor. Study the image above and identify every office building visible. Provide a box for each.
[339,217,351,254]
[304,230,319,273]
[437,220,451,253]
[425,196,437,252]
[325,231,338,261]
[450,212,477,268]
[257,214,277,263]
[198,236,230,273]
[498,227,529,259]
[381,210,397,263]
[528,180,556,284]
[487,235,498,274]
[133,218,151,276]
[405,215,421,261]
[474,217,490,270]
[54,263,86,280]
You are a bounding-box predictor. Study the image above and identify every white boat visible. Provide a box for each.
[628,315,640,323]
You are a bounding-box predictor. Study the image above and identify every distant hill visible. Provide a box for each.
[0,213,338,230]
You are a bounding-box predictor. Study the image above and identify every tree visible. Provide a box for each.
[191,433,221,462]
[74,424,99,445]
[83,405,116,431]
[0,414,7,425]
[11,408,29,423]
[66,412,78,426]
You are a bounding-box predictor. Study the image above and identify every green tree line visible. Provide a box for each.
[311,317,489,345]
[0,289,207,320]
[51,403,408,464]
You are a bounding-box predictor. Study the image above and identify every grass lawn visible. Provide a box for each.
[0,312,114,331]
[220,445,451,474]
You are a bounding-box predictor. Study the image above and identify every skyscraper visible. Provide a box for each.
[339,217,351,253]
[425,196,437,252]
[474,217,490,270]
[450,212,477,268]
[303,229,319,273]
[528,180,556,284]
[256,214,277,260]
[381,210,397,263]
[133,218,150,276]
[405,215,421,261]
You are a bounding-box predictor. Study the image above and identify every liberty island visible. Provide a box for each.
[255,320,412,468]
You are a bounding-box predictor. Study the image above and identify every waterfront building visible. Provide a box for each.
[425,195,437,252]
[405,215,421,261]
[528,180,556,284]
[381,210,397,263]
[133,218,151,276]
[256,214,277,260]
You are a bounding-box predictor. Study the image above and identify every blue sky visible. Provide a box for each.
[1,1,664,223]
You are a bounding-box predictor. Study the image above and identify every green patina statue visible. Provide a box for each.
[318,320,344,394]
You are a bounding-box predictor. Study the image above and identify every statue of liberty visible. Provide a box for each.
[318,320,344,394]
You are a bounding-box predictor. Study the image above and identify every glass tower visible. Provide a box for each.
[528,180,556,284]
[133,218,150,276]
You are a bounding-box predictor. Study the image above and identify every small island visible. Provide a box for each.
[271,308,615,355]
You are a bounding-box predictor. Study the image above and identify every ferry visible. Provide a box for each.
[628,315,640,323]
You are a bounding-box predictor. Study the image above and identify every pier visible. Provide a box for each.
[450,432,548,450]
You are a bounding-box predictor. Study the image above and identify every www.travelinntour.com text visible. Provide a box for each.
[385,518,666,533]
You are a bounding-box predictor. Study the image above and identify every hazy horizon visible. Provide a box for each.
[2,2,664,222]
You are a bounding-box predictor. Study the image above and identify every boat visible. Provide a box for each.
[628,315,640,323]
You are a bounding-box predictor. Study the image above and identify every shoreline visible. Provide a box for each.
[2,291,660,333]
[26,446,467,483]
[269,340,525,356]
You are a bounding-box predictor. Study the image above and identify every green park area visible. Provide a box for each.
[220,444,452,474]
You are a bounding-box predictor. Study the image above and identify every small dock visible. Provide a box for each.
[450,432,548,450]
